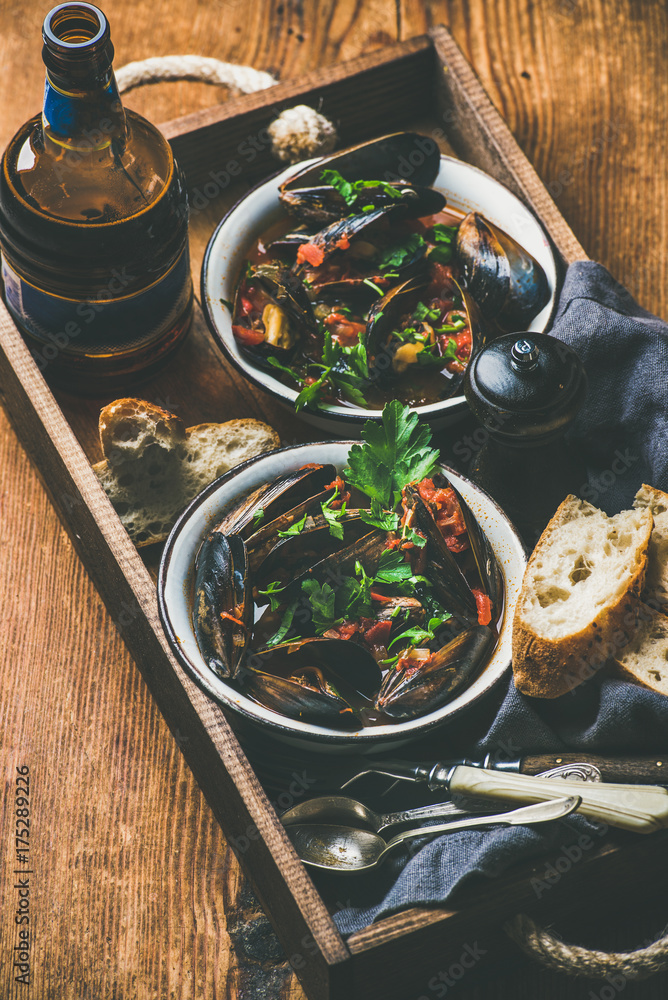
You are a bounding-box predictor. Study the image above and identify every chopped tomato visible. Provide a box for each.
[335,234,350,250]
[232,324,265,347]
[297,241,325,267]
[324,475,350,508]
[239,296,255,316]
[370,589,394,604]
[323,312,366,345]
[472,588,492,627]
[417,478,468,552]
[363,619,392,647]
[324,621,359,641]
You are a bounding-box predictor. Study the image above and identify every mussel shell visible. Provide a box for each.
[242,666,361,727]
[193,532,250,679]
[403,483,478,623]
[365,274,486,400]
[445,479,503,620]
[252,509,370,580]
[375,625,495,719]
[279,186,349,225]
[456,212,549,331]
[294,206,395,269]
[280,131,442,193]
[253,263,318,332]
[213,464,337,539]
[250,636,382,700]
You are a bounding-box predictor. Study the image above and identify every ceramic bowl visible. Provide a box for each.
[201,153,559,436]
[158,441,527,753]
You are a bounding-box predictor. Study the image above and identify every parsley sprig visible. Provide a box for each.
[345,400,439,509]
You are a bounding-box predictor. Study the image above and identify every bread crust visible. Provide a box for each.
[93,400,280,547]
[511,495,652,698]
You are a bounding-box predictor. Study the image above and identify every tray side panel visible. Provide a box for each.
[429,25,587,266]
[0,301,351,1000]
[163,37,436,192]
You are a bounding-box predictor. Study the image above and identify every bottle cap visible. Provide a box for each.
[465,332,588,446]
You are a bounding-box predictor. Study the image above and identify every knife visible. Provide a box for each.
[341,757,668,833]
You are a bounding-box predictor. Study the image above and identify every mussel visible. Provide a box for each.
[365,275,485,400]
[243,636,382,726]
[193,531,250,680]
[402,483,479,624]
[214,464,337,537]
[234,264,318,368]
[456,212,550,332]
[375,625,495,718]
[279,132,442,199]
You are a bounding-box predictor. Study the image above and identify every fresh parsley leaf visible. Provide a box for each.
[277,513,308,538]
[267,356,304,385]
[375,547,414,583]
[439,338,460,364]
[388,613,452,650]
[437,317,467,334]
[432,224,458,244]
[359,499,400,531]
[401,526,427,547]
[257,579,287,611]
[345,400,440,508]
[294,371,330,411]
[265,595,300,647]
[251,507,265,528]
[416,344,449,368]
[301,579,339,634]
[413,301,441,323]
[378,233,425,271]
[320,168,354,205]
[322,329,342,368]
[321,490,346,540]
[428,244,454,264]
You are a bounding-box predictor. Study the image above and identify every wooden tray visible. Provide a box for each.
[1,26,667,1000]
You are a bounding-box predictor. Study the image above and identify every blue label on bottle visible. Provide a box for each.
[1,247,191,373]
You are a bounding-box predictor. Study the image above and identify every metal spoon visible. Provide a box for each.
[285,795,581,873]
[280,794,509,834]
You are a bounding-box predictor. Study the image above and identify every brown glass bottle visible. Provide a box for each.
[0,2,193,393]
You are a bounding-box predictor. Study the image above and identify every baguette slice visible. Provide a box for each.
[633,484,668,612]
[93,398,280,547]
[612,604,668,696]
[512,495,652,698]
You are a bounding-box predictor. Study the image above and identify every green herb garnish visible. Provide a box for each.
[257,579,287,612]
[320,489,347,540]
[378,233,425,272]
[345,400,439,509]
[277,513,308,538]
[375,547,414,583]
[301,579,339,634]
[359,498,400,532]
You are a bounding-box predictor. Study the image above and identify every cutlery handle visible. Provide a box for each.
[448,766,668,833]
[521,754,668,783]
[378,800,487,832]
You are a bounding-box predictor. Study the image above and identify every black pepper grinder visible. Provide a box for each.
[464,333,588,548]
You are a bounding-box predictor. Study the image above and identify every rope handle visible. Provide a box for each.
[505,913,668,980]
[114,52,667,982]
[115,55,337,163]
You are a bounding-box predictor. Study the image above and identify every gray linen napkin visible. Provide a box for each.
[333,262,668,935]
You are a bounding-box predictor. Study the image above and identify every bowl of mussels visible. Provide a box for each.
[201,131,558,434]
[158,403,527,751]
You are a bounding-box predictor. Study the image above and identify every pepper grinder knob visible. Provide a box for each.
[464,332,588,545]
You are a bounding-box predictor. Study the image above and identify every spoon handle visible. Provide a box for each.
[378,796,580,861]
[377,799,511,832]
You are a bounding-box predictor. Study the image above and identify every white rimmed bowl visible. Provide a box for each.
[201,154,559,436]
[158,441,527,753]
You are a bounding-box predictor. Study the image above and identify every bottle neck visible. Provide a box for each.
[42,64,127,153]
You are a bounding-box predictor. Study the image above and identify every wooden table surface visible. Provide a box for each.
[1,2,667,998]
